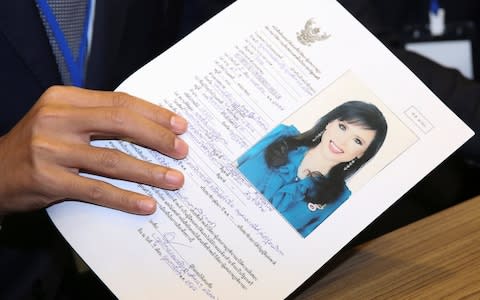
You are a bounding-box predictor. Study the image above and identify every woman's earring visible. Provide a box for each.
[344,158,357,171]
[312,130,324,143]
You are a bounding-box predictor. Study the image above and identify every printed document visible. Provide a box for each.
[48,0,474,299]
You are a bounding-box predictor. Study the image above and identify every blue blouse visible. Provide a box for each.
[238,124,351,237]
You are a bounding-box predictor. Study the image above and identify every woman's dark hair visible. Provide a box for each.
[265,101,388,204]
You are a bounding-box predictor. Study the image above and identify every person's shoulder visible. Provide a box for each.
[270,124,299,136]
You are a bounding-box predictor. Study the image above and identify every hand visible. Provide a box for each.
[0,86,188,215]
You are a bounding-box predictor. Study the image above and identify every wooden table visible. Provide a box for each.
[291,195,480,299]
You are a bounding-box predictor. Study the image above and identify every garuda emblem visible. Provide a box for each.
[297,18,331,46]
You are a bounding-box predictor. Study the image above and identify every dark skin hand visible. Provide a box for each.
[0,86,189,215]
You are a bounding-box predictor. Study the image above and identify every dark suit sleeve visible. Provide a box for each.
[0,1,185,299]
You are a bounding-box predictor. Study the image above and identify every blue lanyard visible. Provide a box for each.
[430,0,440,14]
[36,0,92,87]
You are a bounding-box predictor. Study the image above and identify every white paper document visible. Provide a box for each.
[48,0,474,299]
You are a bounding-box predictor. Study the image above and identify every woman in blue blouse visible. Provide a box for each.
[237,101,388,237]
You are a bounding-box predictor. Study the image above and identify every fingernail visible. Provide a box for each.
[170,115,188,132]
[174,137,189,156]
[139,198,156,214]
[165,170,184,186]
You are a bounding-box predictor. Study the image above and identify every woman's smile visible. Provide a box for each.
[328,140,344,154]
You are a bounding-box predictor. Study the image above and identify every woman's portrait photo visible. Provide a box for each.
[237,71,417,238]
